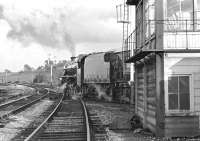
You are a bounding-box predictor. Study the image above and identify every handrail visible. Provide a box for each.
[24,93,64,141]
[125,19,200,62]
[80,99,91,141]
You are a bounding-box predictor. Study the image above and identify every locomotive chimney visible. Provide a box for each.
[71,56,76,61]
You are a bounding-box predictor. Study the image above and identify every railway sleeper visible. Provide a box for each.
[95,136,107,141]
[89,114,100,117]
[90,118,102,121]
[52,117,84,121]
[49,121,84,126]
[36,138,87,141]
[37,132,87,141]
[39,134,87,138]
[48,122,84,125]
[45,125,85,130]
[50,120,84,124]
[93,128,107,133]
[51,118,84,121]
[53,117,83,120]
[44,128,85,132]
[90,120,103,123]
[47,124,84,127]
[57,112,83,117]
[39,132,87,136]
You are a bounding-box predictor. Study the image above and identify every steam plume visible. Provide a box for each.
[91,84,112,101]
[0,5,75,55]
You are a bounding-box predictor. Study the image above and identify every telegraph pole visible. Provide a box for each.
[48,54,56,87]
[5,71,7,83]
[48,54,53,86]
[50,64,53,86]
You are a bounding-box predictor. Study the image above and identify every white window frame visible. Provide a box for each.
[164,0,195,31]
[166,74,194,115]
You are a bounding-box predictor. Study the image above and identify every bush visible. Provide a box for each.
[130,114,143,130]
[33,74,46,83]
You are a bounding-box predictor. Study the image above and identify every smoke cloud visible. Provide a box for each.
[0,5,3,18]
[0,5,75,55]
[0,0,122,58]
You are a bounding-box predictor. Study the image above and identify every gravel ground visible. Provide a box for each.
[86,101,134,129]
[86,101,144,141]
[106,129,147,141]
[0,99,53,141]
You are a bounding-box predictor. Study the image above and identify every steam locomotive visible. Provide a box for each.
[61,51,131,102]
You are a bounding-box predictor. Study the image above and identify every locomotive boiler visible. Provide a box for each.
[61,57,78,97]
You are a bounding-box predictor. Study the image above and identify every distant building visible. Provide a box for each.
[125,0,200,137]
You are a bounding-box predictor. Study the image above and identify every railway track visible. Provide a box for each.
[0,89,48,120]
[24,98,91,141]
[0,94,24,105]
[0,84,31,104]
[0,82,48,106]
[13,93,63,141]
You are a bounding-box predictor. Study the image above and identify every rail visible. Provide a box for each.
[24,93,64,141]
[80,99,91,141]
[0,95,33,108]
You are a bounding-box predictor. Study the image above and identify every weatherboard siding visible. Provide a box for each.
[194,73,200,128]
[135,58,157,132]
[164,54,200,136]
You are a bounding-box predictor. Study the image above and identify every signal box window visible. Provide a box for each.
[195,0,200,30]
[168,75,190,111]
[165,0,193,30]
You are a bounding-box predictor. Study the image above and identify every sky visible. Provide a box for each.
[0,0,134,72]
